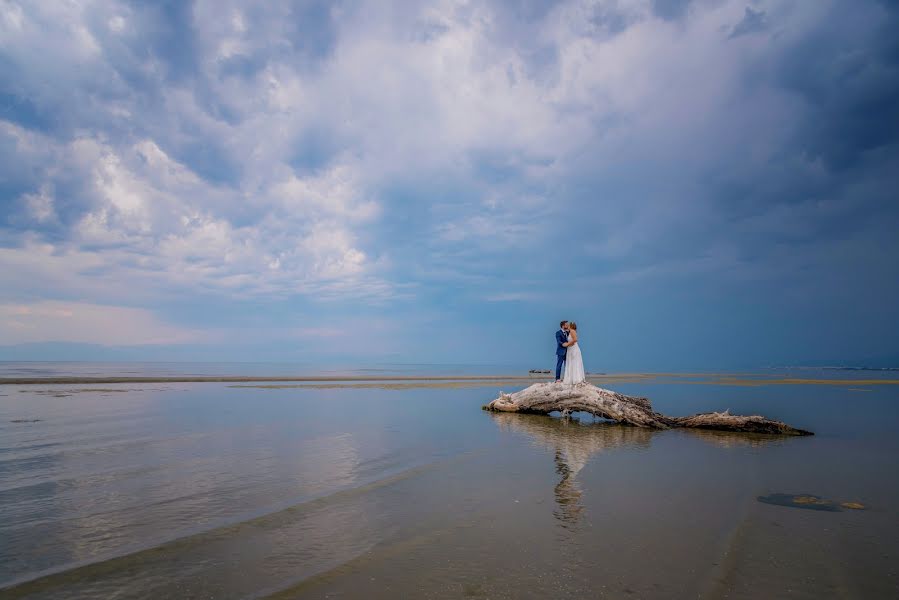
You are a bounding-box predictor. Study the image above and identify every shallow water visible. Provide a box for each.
[0,375,897,598]
[0,361,526,379]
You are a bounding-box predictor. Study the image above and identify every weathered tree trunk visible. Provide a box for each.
[483,382,812,435]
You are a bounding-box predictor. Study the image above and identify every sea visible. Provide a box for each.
[0,362,896,598]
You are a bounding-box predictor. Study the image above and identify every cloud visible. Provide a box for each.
[728,6,769,38]
[0,301,200,345]
[0,0,897,365]
[651,0,693,21]
[21,184,56,222]
[0,121,387,301]
[484,292,545,303]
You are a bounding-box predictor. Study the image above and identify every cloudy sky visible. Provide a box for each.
[1,0,897,369]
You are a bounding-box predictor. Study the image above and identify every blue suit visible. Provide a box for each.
[555,329,568,380]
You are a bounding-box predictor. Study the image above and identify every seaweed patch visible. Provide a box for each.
[757,493,866,512]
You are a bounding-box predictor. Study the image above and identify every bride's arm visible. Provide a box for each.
[570,331,578,343]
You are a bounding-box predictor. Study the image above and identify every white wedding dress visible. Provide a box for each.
[562,334,585,384]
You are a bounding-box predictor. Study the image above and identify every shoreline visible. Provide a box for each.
[0,374,563,385]
[1,373,898,386]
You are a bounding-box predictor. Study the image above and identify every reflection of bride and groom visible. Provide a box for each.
[490,412,783,527]
[491,414,652,527]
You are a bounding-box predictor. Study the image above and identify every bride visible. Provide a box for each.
[562,322,586,384]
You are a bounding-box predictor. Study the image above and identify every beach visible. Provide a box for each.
[3,0,897,596]
[1,366,897,598]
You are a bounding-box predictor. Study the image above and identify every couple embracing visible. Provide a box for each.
[555,320,586,385]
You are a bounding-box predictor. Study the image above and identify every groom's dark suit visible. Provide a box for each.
[555,329,568,380]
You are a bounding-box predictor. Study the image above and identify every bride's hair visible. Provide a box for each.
[569,322,577,330]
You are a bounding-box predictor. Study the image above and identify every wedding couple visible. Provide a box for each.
[555,320,586,384]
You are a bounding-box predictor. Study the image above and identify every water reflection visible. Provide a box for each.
[679,428,788,449]
[490,414,794,527]
[553,447,584,526]
[0,387,376,597]
[490,414,654,527]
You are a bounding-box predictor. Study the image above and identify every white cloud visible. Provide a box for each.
[107,15,126,33]
[269,164,379,221]
[0,301,200,345]
[22,184,56,222]
[2,127,386,301]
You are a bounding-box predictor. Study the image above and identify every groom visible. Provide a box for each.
[555,320,570,382]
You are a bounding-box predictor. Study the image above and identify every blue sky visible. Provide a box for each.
[1,0,897,370]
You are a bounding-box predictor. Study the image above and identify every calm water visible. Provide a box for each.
[0,373,897,598]
[0,362,529,378]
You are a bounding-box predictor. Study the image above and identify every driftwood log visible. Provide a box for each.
[483,382,812,435]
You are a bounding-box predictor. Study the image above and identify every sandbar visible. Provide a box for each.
[1,373,896,387]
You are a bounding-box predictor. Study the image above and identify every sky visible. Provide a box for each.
[1,0,897,370]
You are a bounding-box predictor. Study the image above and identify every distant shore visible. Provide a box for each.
[0,374,556,385]
[1,373,898,386]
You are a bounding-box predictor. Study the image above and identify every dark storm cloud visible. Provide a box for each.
[773,1,899,170]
